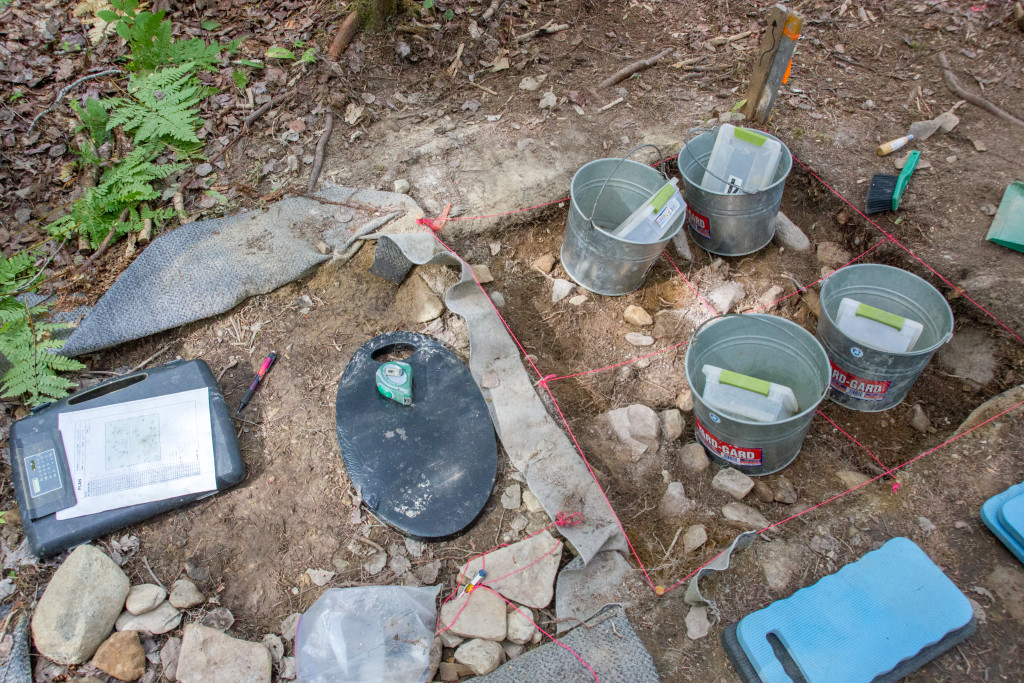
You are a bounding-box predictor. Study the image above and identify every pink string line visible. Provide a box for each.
[758,397,1024,534]
[789,153,1024,346]
[445,197,570,222]
[815,408,901,490]
[546,339,690,383]
[482,586,600,682]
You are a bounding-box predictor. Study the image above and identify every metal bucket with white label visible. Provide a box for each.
[676,128,791,257]
[685,314,830,476]
[817,264,954,412]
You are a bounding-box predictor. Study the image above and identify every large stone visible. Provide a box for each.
[659,409,685,441]
[676,388,693,412]
[175,624,272,683]
[623,305,653,326]
[281,613,302,642]
[909,403,931,433]
[438,586,507,641]
[126,584,167,616]
[168,578,204,609]
[471,264,494,284]
[685,606,711,640]
[773,212,811,252]
[835,470,871,489]
[501,484,522,510]
[711,467,756,500]
[707,282,745,314]
[625,332,655,346]
[938,328,997,387]
[395,273,444,323]
[161,636,182,681]
[532,254,556,273]
[774,476,798,504]
[551,278,574,302]
[680,443,709,472]
[92,630,147,681]
[683,524,708,553]
[461,531,561,608]
[659,482,695,521]
[31,545,131,665]
[816,241,853,267]
[601,404,661,457]
[722,502,770,530]
[522,489,544,514]
[115,602,181,636]
[454,639,504,676]
[506,607,536,645]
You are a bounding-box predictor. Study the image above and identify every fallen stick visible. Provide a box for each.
[710,30,753,46]
[128,342,174,373]
[28,69,122,133]
[307,112,334,193]
[598,96,624,112]
[600,47,674,88]
[515,21,569,43]
[328,12,360,61]
[481,0,504,21]
[938,52,1024,128]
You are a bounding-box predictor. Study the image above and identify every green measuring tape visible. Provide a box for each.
[376,361,413,406]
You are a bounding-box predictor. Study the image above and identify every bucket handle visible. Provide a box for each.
[585,144,669,230]
[688,313,830,404]
[681,126,760,196]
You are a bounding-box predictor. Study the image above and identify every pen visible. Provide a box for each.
[236,352,277,415]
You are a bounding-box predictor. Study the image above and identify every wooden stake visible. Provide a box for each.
[742,5,802,123]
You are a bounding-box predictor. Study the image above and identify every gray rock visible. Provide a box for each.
[758,285,786,311]
[625,332,655,346]
[836,470,871,489]
[685,606,711,640]
[440,629,465,648]
[261,634,283,664]
[680,443,709,472]
[568,294,587,306]
[894,152,932,170]
[455,639,505,676]
[393,179,411,194]
[676,389,693,412]
[396,273,444,323]
[30,545,131,665]
[908,118,942,141]
[126,584,167,615]
[918,516,936,533]
[683,524,708,553]
[522,489,544,514]
[659,482,695,521]
[712,467,756,500]
[161,636,181,681]
[753,480,775,503]
[938,328,996,387]
[175,624,271,683]
[115,601,181,636]
[490,291,506,307]
[168,579,204,609]
[364,551,387,575]
[415,559,441,585]
[551,278,574,302]
[601,404,661,456]
[279,656,296,679]
[200,607,235,631]
[461,531,561,609]
[775,476,798,504]
[659,409,685,441]
[305,568,335,587]
[532,254,556,273]
[404,537,426,558]
[722,502,770,530]
[707,282,745,314]
[672,232,693,261]
[14,207,32,224]
[519,75,547,91]
[503,641,525,659]
[471,264,494,284]
[439,587,507,640]
[773,212,810,252]
[195,163,213,177]
[281,613,302,642]
[759,541,800,591]
[623,305,653,326]
[539,91,557,109]
[501,484,522,510]
[390,554,412,575]
[506,607,535,645]
[909,404,931,433]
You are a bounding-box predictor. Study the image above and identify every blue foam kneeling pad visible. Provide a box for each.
[722,537,975,683]
[981,481,1024,564]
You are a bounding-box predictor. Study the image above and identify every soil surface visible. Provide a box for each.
[3,0,1024,681]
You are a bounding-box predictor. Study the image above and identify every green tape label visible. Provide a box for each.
[855,303,904,331]
[732,127,768,147]
[719,369,771,397]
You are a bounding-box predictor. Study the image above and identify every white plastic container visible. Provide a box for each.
[609,178,685,243]
[702,124,783,195]
[835,297,924,353]
[701,364,798,423]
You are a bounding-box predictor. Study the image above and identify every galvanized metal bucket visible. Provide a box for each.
[817,264,954,412]
[561,158,685,296]
[685,314,830,476]
[677,128,792,257]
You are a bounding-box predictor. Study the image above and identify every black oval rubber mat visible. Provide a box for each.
[336,331,497,539]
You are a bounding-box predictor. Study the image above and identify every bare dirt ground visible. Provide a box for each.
[3,0,1024,680]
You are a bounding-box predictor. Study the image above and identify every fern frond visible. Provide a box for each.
[106,64,211,147]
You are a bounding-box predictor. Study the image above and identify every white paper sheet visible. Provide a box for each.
[56,387,217,520]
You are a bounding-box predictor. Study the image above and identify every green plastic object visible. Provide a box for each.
[892,150,920,210]
[719,369,771,397]
[856,302,905,331]
[376,361,413,406]
[985,181,1024,253]
[733,127,768,147]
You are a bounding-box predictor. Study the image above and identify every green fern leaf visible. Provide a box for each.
[106,64,210,148]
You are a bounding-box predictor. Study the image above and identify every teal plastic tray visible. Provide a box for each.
[985,181,1024,253]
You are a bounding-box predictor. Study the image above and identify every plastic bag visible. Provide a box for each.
[295,584,440,683]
